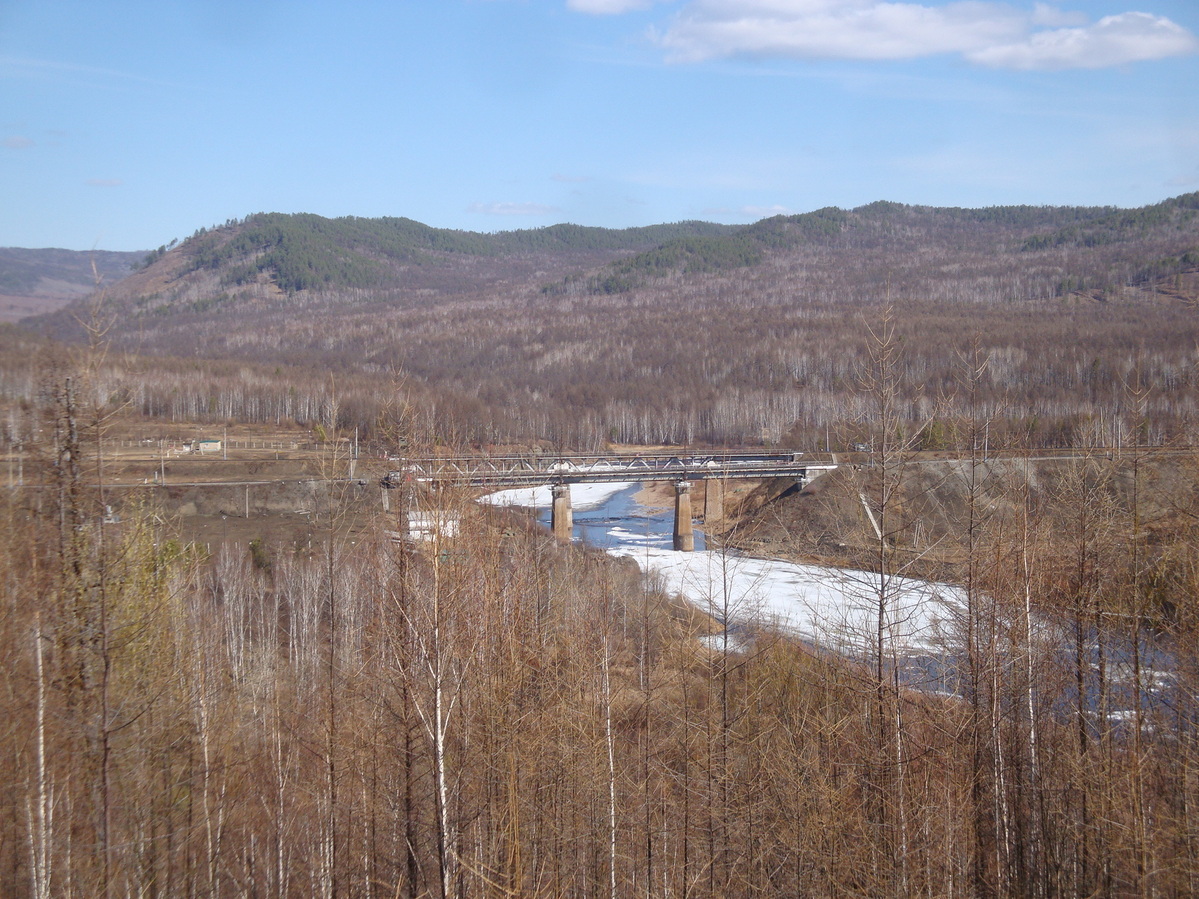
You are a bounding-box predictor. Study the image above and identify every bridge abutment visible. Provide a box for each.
[674,481,695,552]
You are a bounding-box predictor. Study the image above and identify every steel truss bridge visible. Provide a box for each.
[383,452,837,489]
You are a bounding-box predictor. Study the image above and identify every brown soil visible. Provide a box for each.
[632,481,673,509]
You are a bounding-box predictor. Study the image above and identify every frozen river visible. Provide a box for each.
[482,481,1177,717]
[480,481,963,659]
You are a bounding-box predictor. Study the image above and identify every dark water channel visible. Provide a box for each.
[534,482,706,552]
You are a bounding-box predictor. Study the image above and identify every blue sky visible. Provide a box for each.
[2,0,1196,250]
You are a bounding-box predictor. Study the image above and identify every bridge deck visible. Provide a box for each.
[384,452,837,489]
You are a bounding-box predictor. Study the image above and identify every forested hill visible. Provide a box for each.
[93,212,739,308]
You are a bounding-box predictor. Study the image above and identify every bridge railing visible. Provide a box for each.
[383,452,836,489]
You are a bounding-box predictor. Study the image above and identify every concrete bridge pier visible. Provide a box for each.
[674,481,695,552]
[551,484,573,543]
[704,477,724,524]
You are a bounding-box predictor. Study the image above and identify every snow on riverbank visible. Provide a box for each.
[478,481,636,512]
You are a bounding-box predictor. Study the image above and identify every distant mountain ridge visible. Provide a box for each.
[22,192,1199,337]
[574,196,1199,295]
[0,247,144,322]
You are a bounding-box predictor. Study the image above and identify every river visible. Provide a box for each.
[480,480,1177,716]
[481,480,958,660]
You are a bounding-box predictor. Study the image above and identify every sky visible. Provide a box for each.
[2,0,1197,251]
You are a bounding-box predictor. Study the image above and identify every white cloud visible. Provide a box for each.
[467,201,561,216]
[658,0,1024,62]
[3,136,33,149]
[968,12,1199,70]
[86,178,124,187]
[1029,3,1084,29]
[647,1,1197,69]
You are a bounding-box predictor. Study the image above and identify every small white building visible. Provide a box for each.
[195,439,222,454]
[405,511,461,542]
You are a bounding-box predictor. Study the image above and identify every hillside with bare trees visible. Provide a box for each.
[18,192,1199,454]
[2,337,1199,896]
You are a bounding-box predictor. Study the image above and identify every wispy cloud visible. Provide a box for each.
[86,178,124,187]
[739,203,791,217]
[568,0,661,14]
[3,136,34,149]
[468,201,561,216]
[0,54,175,87]
[552,172,592,183]
[704,203,792,218]
[624,1,1197,70]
